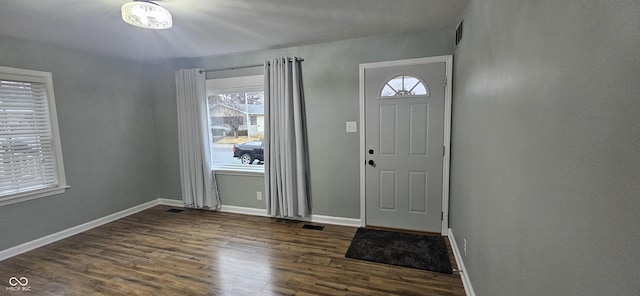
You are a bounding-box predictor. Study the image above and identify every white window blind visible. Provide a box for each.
[0,66,67,205]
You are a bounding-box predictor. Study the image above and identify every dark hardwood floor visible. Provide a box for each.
[0,205,465,295]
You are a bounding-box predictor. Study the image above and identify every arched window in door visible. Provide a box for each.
[380,75,429,98]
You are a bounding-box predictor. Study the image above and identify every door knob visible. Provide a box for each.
[368,160,376,167]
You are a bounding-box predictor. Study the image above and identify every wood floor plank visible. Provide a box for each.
[0,205,465,295]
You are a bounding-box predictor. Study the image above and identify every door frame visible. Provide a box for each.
[359,55,453,235]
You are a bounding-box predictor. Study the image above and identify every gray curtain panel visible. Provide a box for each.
[175,69,220,210]
[264,57,311,218]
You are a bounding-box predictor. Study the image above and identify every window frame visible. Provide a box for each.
[379,73,430,98]
[0,66,68,206]
[206,75,265,175]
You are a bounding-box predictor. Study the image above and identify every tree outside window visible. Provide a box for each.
[208,91,265,166]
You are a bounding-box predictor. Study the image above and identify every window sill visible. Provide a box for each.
[0,185,70,207]
[213,165,264,177]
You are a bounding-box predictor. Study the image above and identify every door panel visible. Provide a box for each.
[409,171,427,213]
[364,62,445,232]
[379,105,397,155]
[409,103,429,156]
[379,171,397,210]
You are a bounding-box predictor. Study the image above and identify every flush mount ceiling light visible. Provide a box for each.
[121,0,172,30]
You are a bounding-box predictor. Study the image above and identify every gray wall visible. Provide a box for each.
[150,30,455,218]
[0,36,159,250]
[216,175,266,209]
[450,0,640,295]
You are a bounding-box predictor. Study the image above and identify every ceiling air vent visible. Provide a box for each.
[455,20,463,46]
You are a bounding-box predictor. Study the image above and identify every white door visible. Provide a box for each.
[363,60,446,233]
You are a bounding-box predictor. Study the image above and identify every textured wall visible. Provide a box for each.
[0,36,159,250]
[450,0,640,295]
[150,30,455,218]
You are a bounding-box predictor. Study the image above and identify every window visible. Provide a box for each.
[380,74,429,97]
[206,75,264,174]
[0,66,68,206]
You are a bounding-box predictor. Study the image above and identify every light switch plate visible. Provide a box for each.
[346,121,357,133]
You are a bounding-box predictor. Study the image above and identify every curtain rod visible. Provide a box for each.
[199,58,304,74]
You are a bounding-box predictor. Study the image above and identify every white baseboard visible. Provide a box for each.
[157,198,184,207]
[157,200,270,217]
[0,199,160,261]
[311,214,361,227]
[448,228,476,296]
[217,204,361,227]
[158,200,270,218]
[1,199,363,261]
[220,205,269,217]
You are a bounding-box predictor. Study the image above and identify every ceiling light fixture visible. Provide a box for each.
[121,0,172,30]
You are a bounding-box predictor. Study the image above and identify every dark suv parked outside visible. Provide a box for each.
[232,140,264,164]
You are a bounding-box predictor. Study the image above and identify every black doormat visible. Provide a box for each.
[345,228,453,274]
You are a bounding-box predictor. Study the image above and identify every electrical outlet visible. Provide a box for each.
[256,191,262,201]
[464,238,467,257]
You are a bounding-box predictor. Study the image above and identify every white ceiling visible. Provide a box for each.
[0,0,468,63]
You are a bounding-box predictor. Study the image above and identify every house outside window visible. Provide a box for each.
[206,75,265,173]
